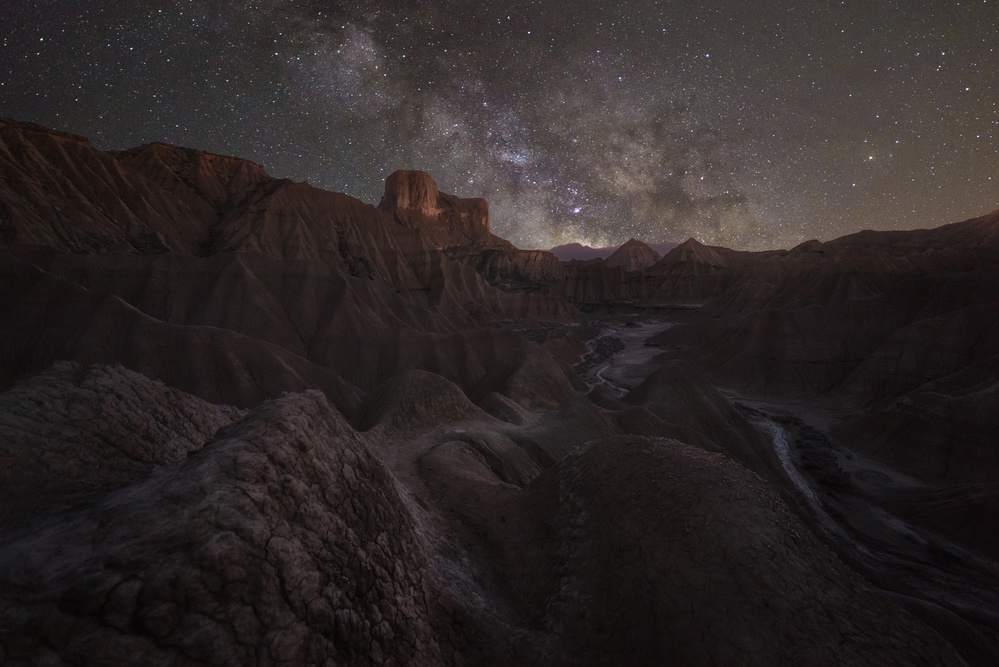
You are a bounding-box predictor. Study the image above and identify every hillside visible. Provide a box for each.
[2,118,998,665]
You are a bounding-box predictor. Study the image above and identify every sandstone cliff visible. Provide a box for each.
[378,169,495,249]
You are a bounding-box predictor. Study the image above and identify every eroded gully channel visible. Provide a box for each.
[575,315,999,633]
[574,318,674,395]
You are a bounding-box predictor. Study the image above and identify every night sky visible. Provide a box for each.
[2,1,997,250]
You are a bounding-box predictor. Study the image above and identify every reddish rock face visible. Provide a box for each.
[378,169,492,249]
[379,170,446,220]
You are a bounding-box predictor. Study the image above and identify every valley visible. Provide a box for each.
[1,117,997,665]
[582,311,999,662]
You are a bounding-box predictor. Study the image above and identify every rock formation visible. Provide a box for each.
[0,362,243,528]
[378,169,494,249]
[0,391,476,665]
[604,237,662,271]
[2,118,999,665]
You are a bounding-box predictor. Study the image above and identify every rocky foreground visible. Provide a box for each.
[1,118,998,664]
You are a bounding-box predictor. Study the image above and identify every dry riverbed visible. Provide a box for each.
[573,317,674,394]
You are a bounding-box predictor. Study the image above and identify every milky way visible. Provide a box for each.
[2,1,997,249]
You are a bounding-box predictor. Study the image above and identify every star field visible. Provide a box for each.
[2,1,997,250]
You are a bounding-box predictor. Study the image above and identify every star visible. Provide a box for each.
[1,1,996,250]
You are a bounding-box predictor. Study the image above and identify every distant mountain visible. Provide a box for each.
[549,242,617,261]
[549,240,677,261]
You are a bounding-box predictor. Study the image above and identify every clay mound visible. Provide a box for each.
[355,369,488,431]
[640,237,733,304]
[421,429,545,489]
[624,361,782,482]
[498,395,615,466]
[535,436,961,664]
[604,238,662,272]
[0,391,472,665]
[477,391,530,425]
[651,237,727,271]
[0,362,242,525]
[471,347,577,410]
[421,434,964,663]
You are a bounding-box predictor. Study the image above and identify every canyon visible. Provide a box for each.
[1,117,997,665]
